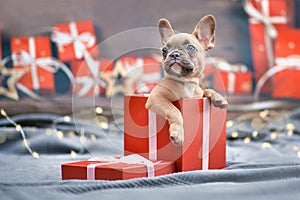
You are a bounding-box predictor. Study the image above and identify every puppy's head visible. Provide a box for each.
[158,15,216,80]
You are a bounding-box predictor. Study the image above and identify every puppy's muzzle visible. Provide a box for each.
[170,51,181,60]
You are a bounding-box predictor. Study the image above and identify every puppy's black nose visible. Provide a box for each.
[170,51,180,59]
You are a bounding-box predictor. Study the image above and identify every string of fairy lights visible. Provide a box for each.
[0,106,299,159]
[0,106,112,159]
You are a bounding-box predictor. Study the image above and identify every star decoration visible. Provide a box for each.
[0,63,28,101]
[101,60,141,97]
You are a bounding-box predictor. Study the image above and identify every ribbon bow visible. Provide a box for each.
[87,154,160,180]
[51,22,96,60]
[12,50,74,84]
[243,0,278,39]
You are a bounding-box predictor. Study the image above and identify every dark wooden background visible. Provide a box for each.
[0,0,252,68]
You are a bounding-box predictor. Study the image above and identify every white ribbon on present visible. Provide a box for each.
[52,22,101,96]
[254,55,300,99]
[243,0,287,70]
[147,98,211,170]
[202,98,210,170]
[86,154,159,180]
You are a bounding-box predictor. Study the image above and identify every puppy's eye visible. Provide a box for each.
[162,47,168,57]
[187,44,196,52]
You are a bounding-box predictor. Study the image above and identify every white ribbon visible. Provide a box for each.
[147,98,211,170]
[148,110,157,160]
[86,154,159,180]
[254,55,300,99]
[227,72,236,94]
[202,98,210,170]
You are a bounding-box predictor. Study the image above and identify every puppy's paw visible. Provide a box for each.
[203,89,229,109]
[211,95,228,109]
[169,123,184,145]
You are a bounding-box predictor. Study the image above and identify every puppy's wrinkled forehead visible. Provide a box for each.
[165,33,204,50]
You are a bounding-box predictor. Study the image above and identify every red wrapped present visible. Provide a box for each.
[124,94,226,172]
[10,36,55,95]
[244,0,290,93]
[52,20,99,62]
[71,58,114,96]
[214,71,252,95]
[61,154,174,181]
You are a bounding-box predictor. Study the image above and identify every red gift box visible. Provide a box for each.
[245,0,290,93]
[71,58,114,96]
[214,71,252,95]
[61,155,174,181]
[10,36,55,94]
[124,94,226,172]
[52,20,99,62]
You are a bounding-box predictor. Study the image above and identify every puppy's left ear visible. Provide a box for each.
[158,18,174,45]
[193,15,216,50]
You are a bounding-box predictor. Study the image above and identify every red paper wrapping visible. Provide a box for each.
[61,157,174,181]
[124,94,226,172]
[71,59,114,96]
[214,71,252,95]
[10,36,54,94]
[52,20,99,61]
[246,0,289,93]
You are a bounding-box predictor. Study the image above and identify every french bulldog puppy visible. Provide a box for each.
[145,15,228,145]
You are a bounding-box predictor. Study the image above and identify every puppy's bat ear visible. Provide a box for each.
[158,18,174,45]
[193,15,216,50]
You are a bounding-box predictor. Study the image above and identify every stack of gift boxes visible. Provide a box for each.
[246,0,300,98]
[0,20,162,100]
[62,94,227,180]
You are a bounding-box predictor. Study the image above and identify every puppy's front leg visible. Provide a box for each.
[203,89,228,109]
[146,98,184,145]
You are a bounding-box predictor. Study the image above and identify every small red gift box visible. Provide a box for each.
[61,155,174,181]
[124,94,226,172]
[214,71,252,95]
[52,20,99,62]
[71,59,114,96]
[10,36,54,94]
[245,0,290,93]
